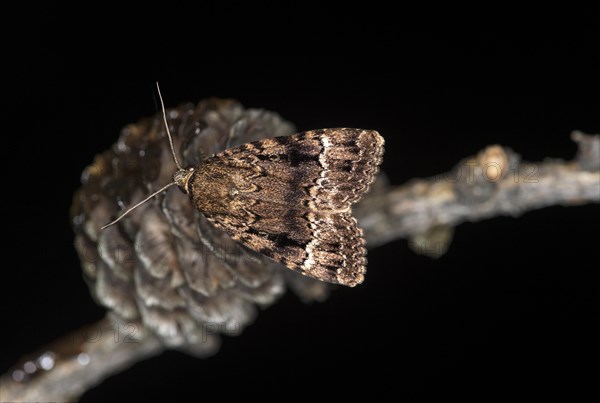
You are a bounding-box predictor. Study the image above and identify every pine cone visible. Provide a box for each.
[71,99,330,355]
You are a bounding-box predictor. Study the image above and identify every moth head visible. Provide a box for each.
[173,167,195,194]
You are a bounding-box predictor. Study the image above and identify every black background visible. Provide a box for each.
[3,15,600,402]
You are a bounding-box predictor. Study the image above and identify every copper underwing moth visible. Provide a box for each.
[102,84,384,287]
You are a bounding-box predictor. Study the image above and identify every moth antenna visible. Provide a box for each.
[101,83,185,230]
[156,81,183,170]
[101,182,178,229]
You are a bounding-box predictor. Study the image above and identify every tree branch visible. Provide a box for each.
[355,131,600,254]
[1,316,163,402]
[2,132,598,402]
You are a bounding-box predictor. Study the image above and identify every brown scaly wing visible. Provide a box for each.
[188,128,385,286]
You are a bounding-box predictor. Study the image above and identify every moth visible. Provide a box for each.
[103,84,384,287]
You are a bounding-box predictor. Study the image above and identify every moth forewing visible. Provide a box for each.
[186,129,384,286]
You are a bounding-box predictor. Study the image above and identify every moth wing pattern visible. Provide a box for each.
[217,128,385,212]
[189,128,385,286]
[206,211,366,287]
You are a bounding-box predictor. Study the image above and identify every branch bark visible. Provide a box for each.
[355,131,600,253]
[2,131,598,402]
[0,316,163,402]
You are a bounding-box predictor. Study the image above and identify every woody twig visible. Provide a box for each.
[355,131,600,256]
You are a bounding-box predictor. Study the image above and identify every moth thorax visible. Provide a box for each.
[173,167,195,194]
